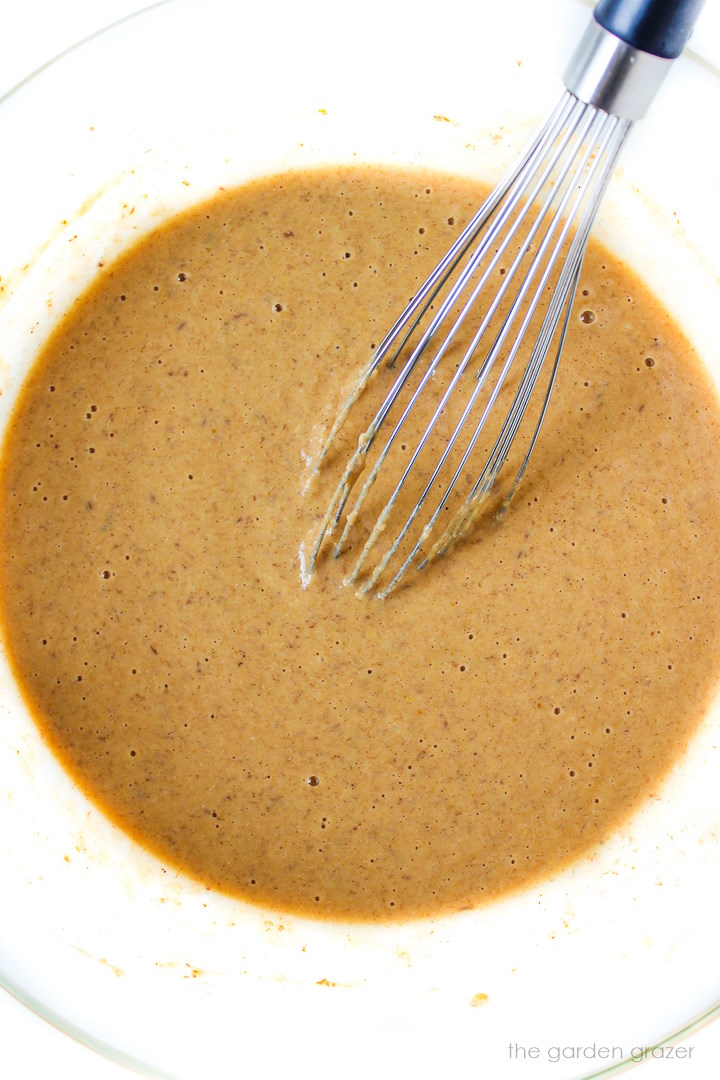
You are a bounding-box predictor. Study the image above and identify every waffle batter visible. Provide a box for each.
[2,166,720,920]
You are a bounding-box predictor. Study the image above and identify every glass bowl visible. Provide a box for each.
[1,1,719,1077]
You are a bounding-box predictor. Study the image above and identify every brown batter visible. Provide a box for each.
[2,166,720,921]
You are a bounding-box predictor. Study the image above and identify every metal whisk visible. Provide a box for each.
[306,0,704,598]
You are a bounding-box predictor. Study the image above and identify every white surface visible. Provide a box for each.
[1,4,720,1080]
[2,0,718,102]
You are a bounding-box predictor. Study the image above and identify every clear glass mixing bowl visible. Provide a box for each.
[1,2,719,1077]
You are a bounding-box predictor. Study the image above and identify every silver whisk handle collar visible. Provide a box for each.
[564,18,673,120]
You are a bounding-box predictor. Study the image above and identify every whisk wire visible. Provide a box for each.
[309,93,576,484]
[325,97,585,565]
[473,117,631,511]
[358,105,621,594]
[309,89,636,594]
[336,99,593,578]
[380,110,630,594]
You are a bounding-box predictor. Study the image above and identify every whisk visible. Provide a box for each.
[306,0,705,598]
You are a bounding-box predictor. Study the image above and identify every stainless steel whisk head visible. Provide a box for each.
[305,0,704,598]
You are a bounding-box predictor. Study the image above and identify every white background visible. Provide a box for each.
[1,2,719,1078]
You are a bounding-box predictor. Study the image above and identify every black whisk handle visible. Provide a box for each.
[593,0,706,59]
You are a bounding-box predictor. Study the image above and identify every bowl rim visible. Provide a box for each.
[2,2,720,1078]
